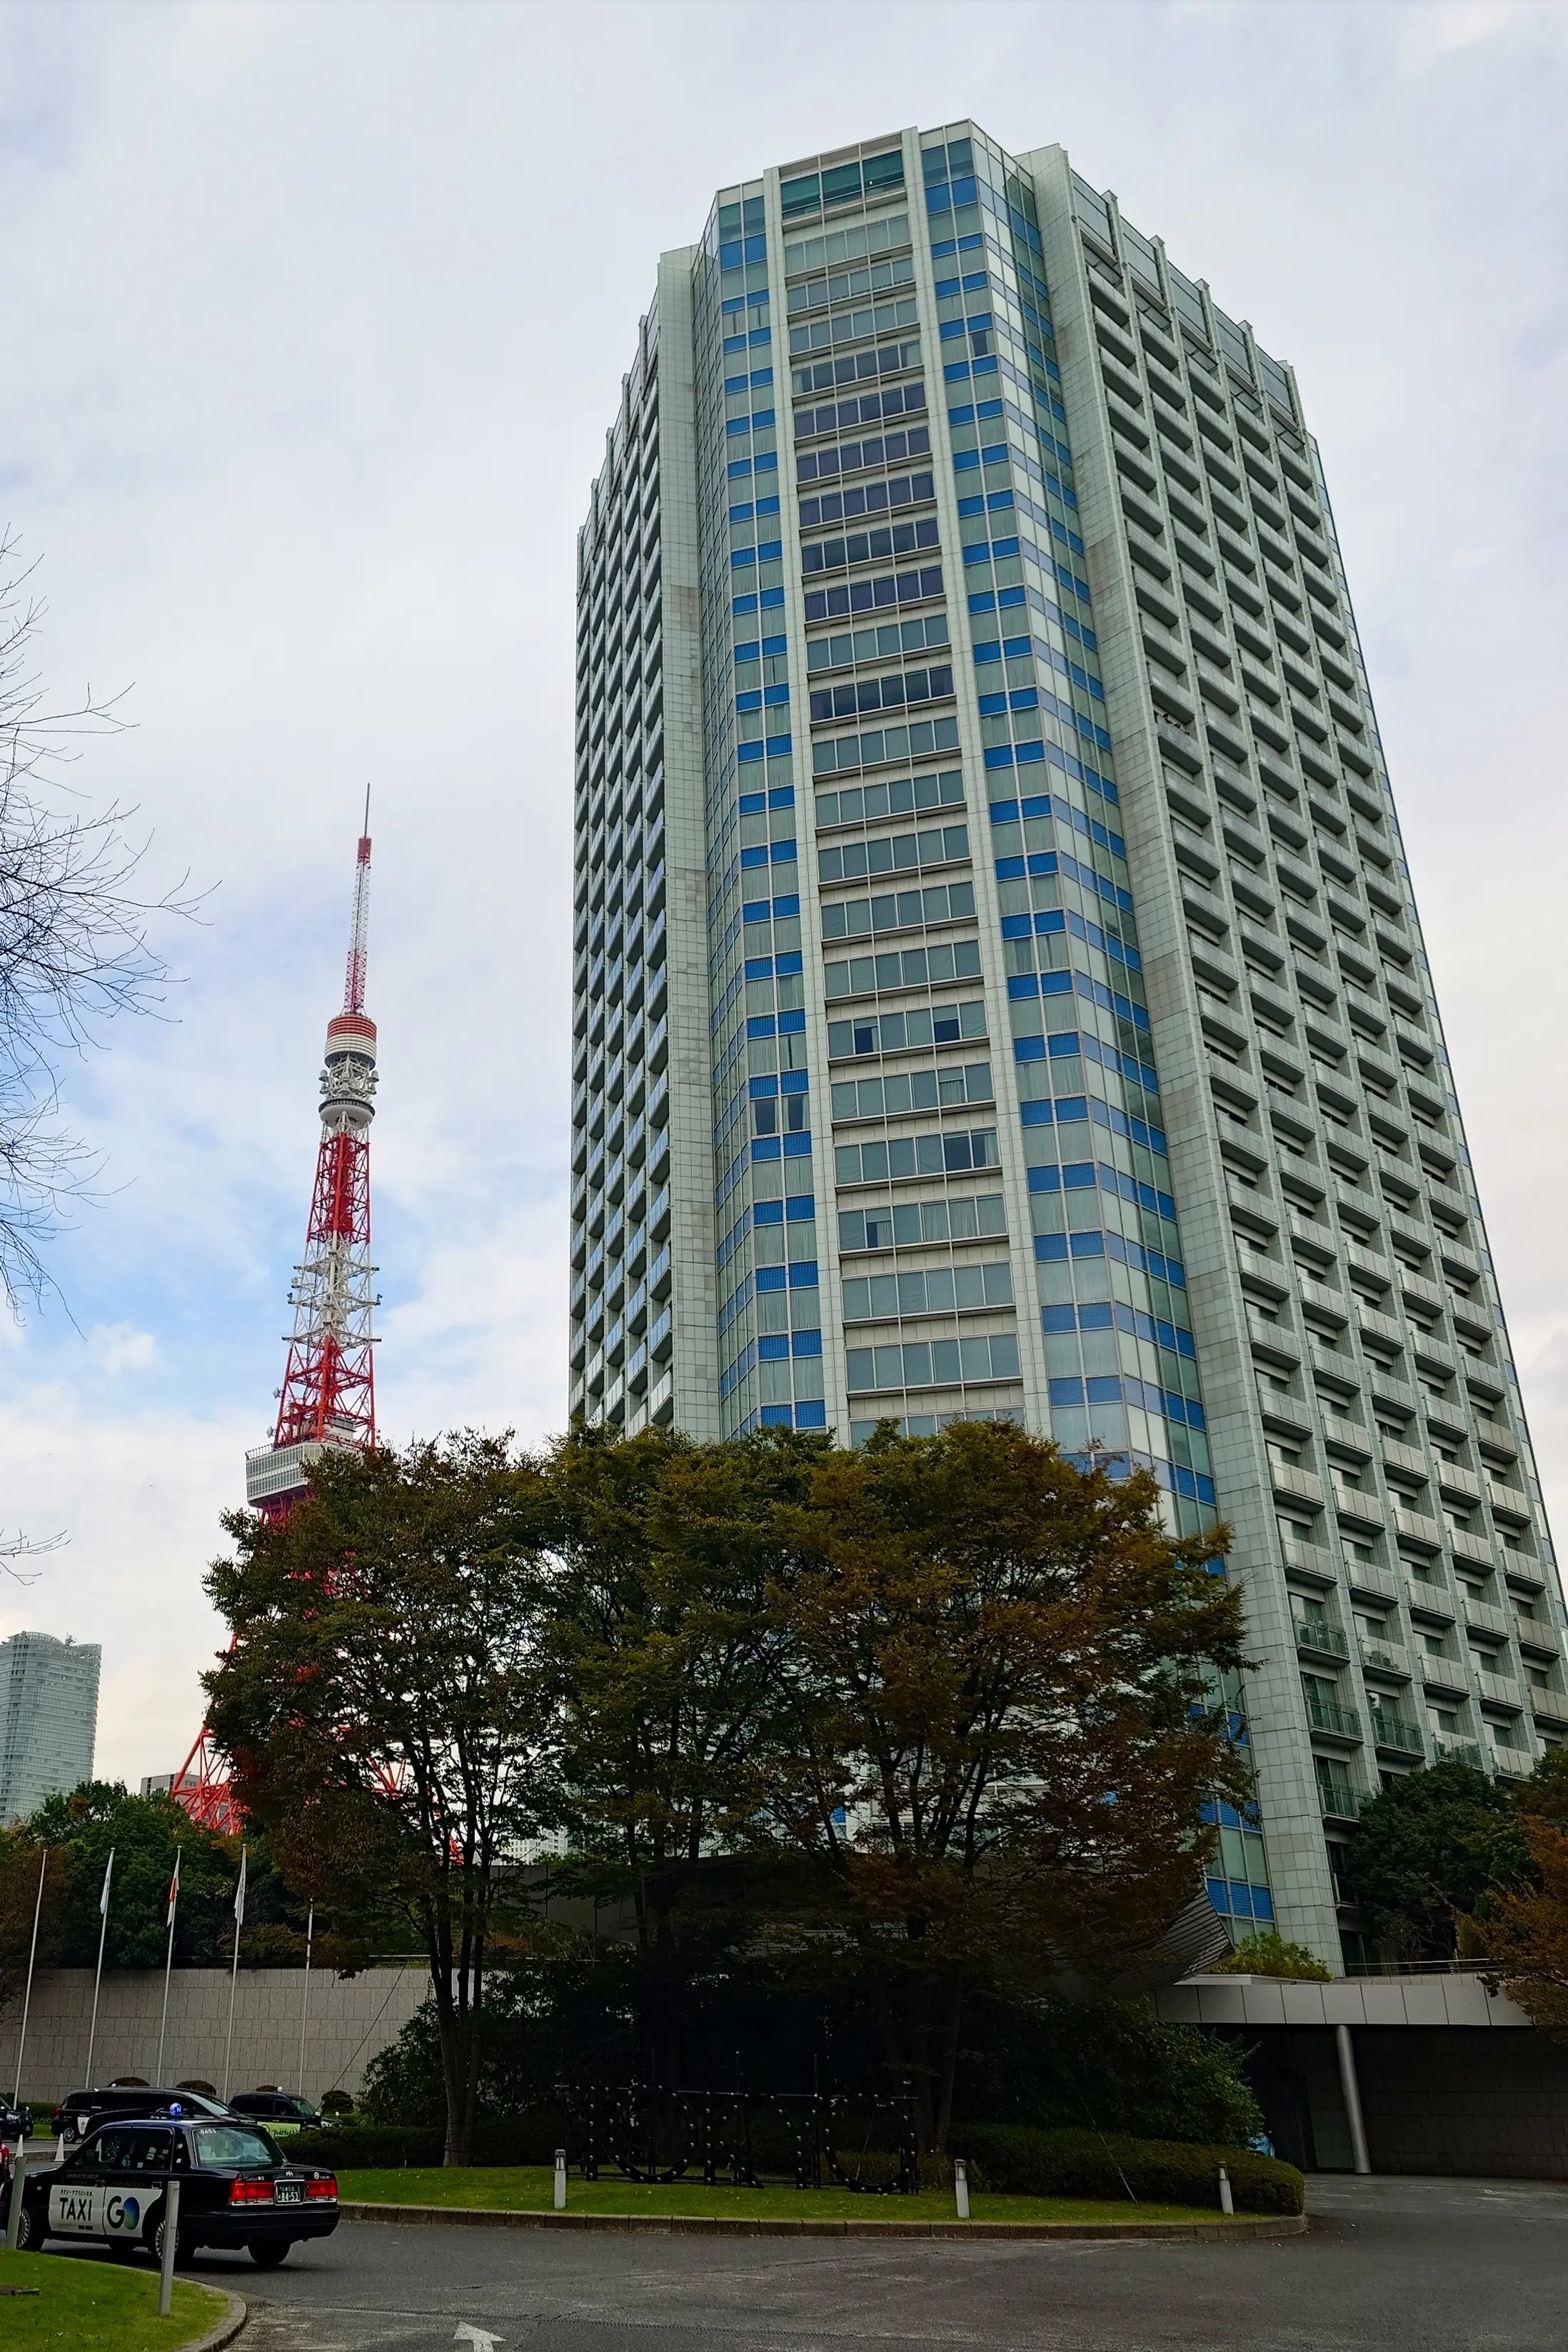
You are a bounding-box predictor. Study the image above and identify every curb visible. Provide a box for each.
[179,2291,248,2352]
[340,2201,1305,2243]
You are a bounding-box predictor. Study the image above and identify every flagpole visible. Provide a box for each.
[83,1847,116,2090]
[11,1846,48,2107]
[156,1849,181,2085]
[298,1902,314,2101]
[223,1845,246,2103]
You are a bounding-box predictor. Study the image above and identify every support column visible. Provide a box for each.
[1335,2021,1371,2173]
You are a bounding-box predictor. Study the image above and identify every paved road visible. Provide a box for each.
[51,2176,1568,2351]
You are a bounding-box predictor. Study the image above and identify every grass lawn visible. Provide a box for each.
[338,2166,1230,2226]
[0,2248,227,2350]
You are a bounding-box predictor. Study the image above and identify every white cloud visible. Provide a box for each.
[89,1324,158,1374]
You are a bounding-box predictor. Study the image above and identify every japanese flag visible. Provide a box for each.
[166,1847,181,1926]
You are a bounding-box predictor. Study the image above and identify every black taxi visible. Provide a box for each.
[0,2114,338,2267]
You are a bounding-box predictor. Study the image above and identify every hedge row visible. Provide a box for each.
[291,2116,563,2170]
[954,2124,1305,2216]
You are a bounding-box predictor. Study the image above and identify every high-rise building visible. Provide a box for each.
[570,123,1564,1964]
[0,1630,100,1821]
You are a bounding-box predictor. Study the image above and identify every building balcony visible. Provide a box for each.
[1431,1737,1484,1769]
[1392,1505,1444,1552]
[1530,1687,1568,1726]
[1361,1639,1412,1681]
[1305,1694,1362,1744]
[1477,1671,1522,1712]
[1297,1615,1350,1663]
[1370,1712,1424,1758]
[1421,1654,1470,1696]
[1272,1463,1325,1510]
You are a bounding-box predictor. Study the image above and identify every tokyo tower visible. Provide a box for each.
[170,808,381,1831]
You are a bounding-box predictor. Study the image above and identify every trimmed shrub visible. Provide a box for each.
[953,2124,1303,2216]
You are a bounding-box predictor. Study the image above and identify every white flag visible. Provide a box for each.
[233,1846,247,1927]
[99,1848,115,1916]
[166,1846,181,1926]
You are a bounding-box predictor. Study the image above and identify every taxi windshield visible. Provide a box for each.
[192,2125,278,2168]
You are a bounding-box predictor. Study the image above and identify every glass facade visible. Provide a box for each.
[571,123,1566,1966]
[0,1630,99,1822]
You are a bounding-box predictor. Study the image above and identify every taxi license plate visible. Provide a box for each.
[274,2181,303,2205]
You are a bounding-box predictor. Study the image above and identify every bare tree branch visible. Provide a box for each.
[0,528,205,1314]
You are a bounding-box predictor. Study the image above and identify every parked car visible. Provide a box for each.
[1,2113,338,2268]
[50,2087,234,2147]
[228,2092,323,2136]
[0,2099,29,2140]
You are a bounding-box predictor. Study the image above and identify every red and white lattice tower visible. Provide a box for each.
[170,810,381,1832]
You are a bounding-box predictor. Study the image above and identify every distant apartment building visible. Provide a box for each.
[0,1631,100,1821]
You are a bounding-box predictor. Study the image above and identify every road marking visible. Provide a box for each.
[453,2326,502,2352]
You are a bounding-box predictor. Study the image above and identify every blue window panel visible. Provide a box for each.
[1085,1377,1122,1405]
[1056,1097,1088,1122]
[760,587,785,608]
[740,792,765,813]
[780,1067,809,1093]
[773,892,800,916]
[738,743,765,764]
[778,1008,806,1033]
[760,1404,793,1427]
[749,1076,778,1098]
[795,1399,828,1429]
[1034,909,1064,935]
[742,899,769,921]
[1020,1099,1052,1125]
[744,958,774,981]
[1229,1883,1255,1919]
[768,784,795,807]
[989,797,1019,821]
[1035,1231,1068,1260]
[1040,972,1072,997]
[1015,1037,1046,1063]
[753,1200,784,1225]
[1007,973,1038,999]
[1077,1304,1113,1331]
[995,855,1025,878]
[1069,1230,1105,1257]
[758,1335,790,1362]
[755,1266,787,1292]
[786,1192,816,1220]
[1062,1162,1095,1189]
[1016,740,1045,764]
[775,950,804,975]
[733,594,758,614]
[1027,1165,1060,1192]
[770,841,798,865]
[740,844,768,867]
[1048,1030,1080,1057]
[783,1132,813,1157]
[1048,1378,1085,1408]
[978,693,1007,715]
[1251,1886,1275,1921]
[1206,1878,1231,1915]
[1000,913,1030,938]
[970,591,997,614]
[1041,1305,1075,1334]
[792,1330,823,1357]
[751,1138,782,1162]
[746,1016,776,1039]
[788,1260,820,1286]
[763,684,790,706]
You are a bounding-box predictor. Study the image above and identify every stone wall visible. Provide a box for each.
[1356,2027,1568,2181]
[0,1966,429,2106]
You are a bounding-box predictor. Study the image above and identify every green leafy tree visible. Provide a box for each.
[546,1424,820,2081]
[0,1824,66,2010]
[958,1992,1262,2144]
[30,1784,249,1970]
[204,1432,561,2165]
[1210,1931,1330,1981]
[1342,1760,1529,1960]
[752,1419,1247,2153]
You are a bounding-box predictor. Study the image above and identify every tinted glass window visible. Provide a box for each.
[89,2129,136,2171]
[194,2126,276,2168]
[129,2131,173,2173]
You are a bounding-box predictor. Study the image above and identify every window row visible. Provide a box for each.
[836,1126,998,1186]
[848,1332,1021,1393]
[808,615,949,676]
[796,425,931,483]
[820,880,975,940]
[828,999,987,1060]
[824,938,983,999]
[799,471,935,529]
[831,1061,993,1122]
[817,822,968,883]
[844,1261,1015,1322]
[840,1191,1007,1253]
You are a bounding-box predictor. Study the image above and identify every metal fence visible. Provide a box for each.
[556,2083,920,2193]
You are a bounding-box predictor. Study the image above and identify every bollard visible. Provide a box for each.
[1217,2163,1234,2216]
[953,2156,970,2221]
[159,2178,181,2316]
[553,2149,567,2211]
[5,2144,26,2251]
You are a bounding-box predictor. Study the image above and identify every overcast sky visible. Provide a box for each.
[0,0,1564,1787]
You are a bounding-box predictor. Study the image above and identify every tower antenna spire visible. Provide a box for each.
[169,810,386,1834]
